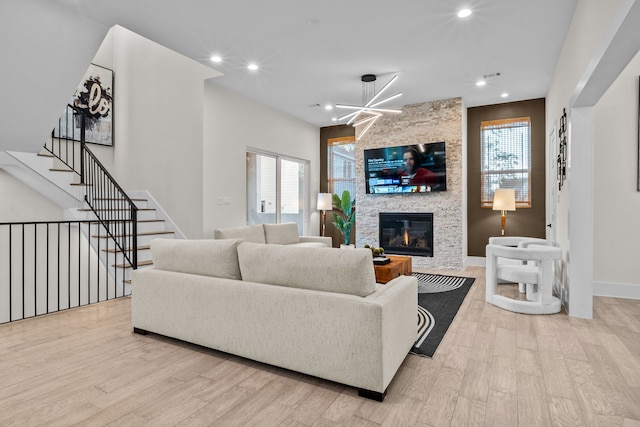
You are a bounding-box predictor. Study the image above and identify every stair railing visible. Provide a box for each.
[0,220,128,324]
[44,104,138,270]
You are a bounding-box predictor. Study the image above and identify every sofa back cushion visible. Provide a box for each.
[237,242,376,297]
[263,222,300,245]
[151,238,242,280]
[214,224,266,244]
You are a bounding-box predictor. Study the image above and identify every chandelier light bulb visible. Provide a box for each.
[458,8,472,18]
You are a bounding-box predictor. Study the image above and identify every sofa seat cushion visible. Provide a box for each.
[237,242,376,297]
[263,222,300,245]
[214,224,266,244]
[151,238,242,280]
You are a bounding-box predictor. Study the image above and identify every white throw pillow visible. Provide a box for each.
[263,222,300,245]
[237,242,376,297]
[151,238,242,280]
[214,224,266,244]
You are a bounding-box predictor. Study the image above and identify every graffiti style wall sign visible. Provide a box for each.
[73,63,114,146]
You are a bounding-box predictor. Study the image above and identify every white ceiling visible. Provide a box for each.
[52,0,578,128]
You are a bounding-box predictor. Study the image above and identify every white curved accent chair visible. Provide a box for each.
[488,236,548,294]
[486,240,562,314]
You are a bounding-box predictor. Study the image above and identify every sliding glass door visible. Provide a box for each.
[246,150,308,234]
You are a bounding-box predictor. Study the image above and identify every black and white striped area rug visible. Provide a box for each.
[413,272,469,293]
[411,274,475,358]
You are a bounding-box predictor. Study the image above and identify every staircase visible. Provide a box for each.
[75,196,175,287]
[6,148,180,290]
[0,106,184,323]
[4,104,183,292]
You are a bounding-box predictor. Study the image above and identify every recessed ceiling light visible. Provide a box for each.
[247,63,259,71]
[325,104,333,111]
[458,8,472,18]
[210,55,222,63]
[501,92,509,98]
[331,117,338,122]
[476,80,486,87]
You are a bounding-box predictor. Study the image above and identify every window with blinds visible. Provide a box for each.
[328,136,356,197]
[480,117,531,208]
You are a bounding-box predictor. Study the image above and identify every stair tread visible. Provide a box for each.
[83,219,164,224]
[102,245,151,253]
[114,259,153,269]
[38,152,55,158]
[70,182,91,186]
[93,198,148,202]
[49,168,75,172]
[92,230,174,238]
[77,208,155,211]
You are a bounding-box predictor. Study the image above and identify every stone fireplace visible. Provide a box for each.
[355,97,463,269]
[379,212,433,257]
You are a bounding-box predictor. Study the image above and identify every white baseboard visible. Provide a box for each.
[463,257,640,301]
[464,256,486,267]
[593,281,640,300]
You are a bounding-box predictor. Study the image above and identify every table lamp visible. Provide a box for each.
[492,188,516,235]
[317,193,333,236]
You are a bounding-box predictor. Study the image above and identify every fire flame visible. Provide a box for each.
[403,229,409,246]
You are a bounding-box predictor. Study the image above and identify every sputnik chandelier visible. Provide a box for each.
[336,74,402,139]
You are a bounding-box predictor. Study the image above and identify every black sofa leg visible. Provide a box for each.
[133,327,148,335]
[358,388,386,402]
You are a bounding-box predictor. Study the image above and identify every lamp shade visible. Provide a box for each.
[317,193,333,211]
[492,189,516,211]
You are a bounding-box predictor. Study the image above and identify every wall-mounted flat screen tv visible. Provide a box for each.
[364,142,446,194]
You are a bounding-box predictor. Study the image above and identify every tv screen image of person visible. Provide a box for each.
[364,142,446,194]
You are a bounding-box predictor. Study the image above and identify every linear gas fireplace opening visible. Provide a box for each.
[379,212,433,257]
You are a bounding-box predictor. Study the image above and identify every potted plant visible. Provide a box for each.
[332,190,355,247]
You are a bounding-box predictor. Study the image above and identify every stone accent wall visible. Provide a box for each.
[355,98,463,269]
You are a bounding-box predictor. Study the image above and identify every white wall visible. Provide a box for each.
[0,170,63,221]
[594,51,640,290]
[203,83,320,237]
[109,26,220,239]
[1,13,321,240]
[0,0,108,153]
[104,26,320,239]
[547,0,625,252]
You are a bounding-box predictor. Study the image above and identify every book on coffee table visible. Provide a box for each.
[373,257,390,265]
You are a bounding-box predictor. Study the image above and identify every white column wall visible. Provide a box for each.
[567,107,595,315]
[547,0,640,315]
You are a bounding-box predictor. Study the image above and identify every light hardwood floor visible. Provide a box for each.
[1,266,639,426]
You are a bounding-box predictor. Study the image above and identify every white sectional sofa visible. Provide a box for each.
[131,238,417,401]
[214,222,332,248]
